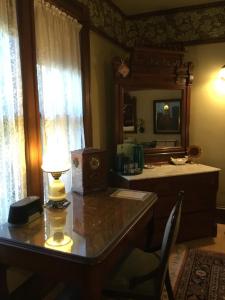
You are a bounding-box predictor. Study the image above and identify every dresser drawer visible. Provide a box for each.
[128,172,218,196]
[151,211,217,249]
[178,211,216,242]
[153,191,215,219]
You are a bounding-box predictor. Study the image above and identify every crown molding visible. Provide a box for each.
[109,1,225,19]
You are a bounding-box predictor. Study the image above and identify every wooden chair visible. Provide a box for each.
[103,190,184,300]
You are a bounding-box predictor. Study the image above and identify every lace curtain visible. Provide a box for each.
[0,0,27,224]
[34,0,84,193]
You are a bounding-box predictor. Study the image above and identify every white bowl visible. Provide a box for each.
[171,156,188,165]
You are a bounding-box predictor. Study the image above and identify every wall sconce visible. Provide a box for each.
[219,65,225,81]
[42,157,71,208]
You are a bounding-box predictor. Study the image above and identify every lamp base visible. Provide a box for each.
[45,199,70,209]
[48,178,66,201]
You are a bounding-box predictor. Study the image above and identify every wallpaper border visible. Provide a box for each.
[77,0,225,49]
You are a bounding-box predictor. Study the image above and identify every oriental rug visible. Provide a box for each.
[174,248,225,300]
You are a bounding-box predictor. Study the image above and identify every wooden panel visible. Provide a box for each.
[154,196,176,218]
[179,212,216,242]
[16,0,43,198]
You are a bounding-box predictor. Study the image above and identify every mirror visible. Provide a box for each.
[113,47,193,163]
[123,89,182,149]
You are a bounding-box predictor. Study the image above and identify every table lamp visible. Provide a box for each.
[42,157,71,208]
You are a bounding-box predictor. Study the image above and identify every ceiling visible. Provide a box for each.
[111,0,224,15]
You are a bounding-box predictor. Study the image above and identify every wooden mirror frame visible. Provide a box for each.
[113,47,193,163]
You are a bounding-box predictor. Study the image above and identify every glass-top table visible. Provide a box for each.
[0,189,157,300]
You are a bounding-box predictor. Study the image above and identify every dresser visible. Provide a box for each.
[112,164,220,249]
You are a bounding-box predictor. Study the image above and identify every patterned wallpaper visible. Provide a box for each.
[77,0,225,48]
[126,5,225,48]
[77,0,127,44]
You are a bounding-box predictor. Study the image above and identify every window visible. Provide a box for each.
[0,0,91,224]
[0,0,27,224]
[34,0,85,192]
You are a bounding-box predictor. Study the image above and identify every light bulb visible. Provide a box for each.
[219,65,225,81]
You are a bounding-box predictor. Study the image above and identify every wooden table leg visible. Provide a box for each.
[81,286,102,300]
[81,283,102,300]
[80,268,103,300]
[65,280,102,300]
[0,264,9,299]
[145,211,155,251]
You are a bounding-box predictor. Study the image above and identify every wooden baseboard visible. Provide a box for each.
[216,208,225,224]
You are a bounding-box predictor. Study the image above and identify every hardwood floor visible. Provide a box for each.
[180,223,225,253]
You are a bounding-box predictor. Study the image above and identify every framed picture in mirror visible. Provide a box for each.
[153,99,181,134]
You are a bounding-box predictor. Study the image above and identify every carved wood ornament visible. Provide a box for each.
[113,47,193,85]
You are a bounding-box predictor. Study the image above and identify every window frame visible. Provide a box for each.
[16,0,92,199]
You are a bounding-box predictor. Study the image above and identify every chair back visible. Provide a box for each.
[157,190,184,297]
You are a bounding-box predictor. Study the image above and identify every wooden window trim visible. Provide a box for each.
[16,0,43,197]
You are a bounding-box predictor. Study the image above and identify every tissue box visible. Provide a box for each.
[8,196,43,225]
